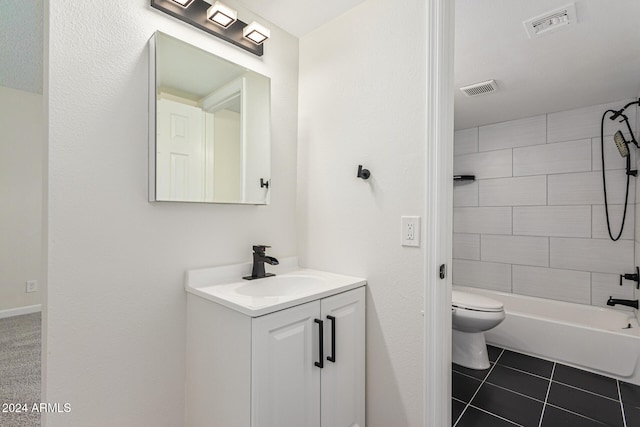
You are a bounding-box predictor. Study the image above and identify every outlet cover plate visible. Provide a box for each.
[26,280,38,293]
[401,216,421,247]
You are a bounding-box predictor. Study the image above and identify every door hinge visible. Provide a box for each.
[439,264,446,279]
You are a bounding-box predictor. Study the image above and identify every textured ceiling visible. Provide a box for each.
[0,0,43,94]
[455,0,640,130]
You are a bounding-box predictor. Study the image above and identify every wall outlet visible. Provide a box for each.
[401,216,421,247]
[26,280,38,293]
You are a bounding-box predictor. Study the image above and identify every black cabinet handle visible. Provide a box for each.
[314,319,324,368]
[327,315,336,363]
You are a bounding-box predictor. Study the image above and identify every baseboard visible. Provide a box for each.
[0,304,42,319]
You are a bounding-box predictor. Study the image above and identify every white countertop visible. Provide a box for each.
[185,257,366,317]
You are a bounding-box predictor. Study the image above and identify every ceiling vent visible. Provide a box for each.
[460,80,498,97]
[523,3,577,39]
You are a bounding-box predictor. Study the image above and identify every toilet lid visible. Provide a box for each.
[452,291,504,312]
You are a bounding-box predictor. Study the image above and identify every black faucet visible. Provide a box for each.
[243,245,279,280]
[607,296,639,309]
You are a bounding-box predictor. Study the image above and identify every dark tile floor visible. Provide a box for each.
[452,345,640,427]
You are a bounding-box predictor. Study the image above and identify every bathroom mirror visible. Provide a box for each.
[149,32,271,204]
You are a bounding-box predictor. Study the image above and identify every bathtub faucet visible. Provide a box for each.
[607,296,639,309]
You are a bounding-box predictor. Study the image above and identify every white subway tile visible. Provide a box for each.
[592,204,634,240]
[455,128,478,156]
[592,133,636,171]
[481,235,548,267]
[478,115,546,152]
[453,181,478,207]
[454,149,512,180]
[452,259,511,292]
[550,238,634,274]
[513,139,591,176]
[479,176,546,206]
[453,207,512,235]
[513,206,591,238]
[547,99,637,143]
[547,171,634,205]
[453,233,480,260]
[591,273,636,312]
[512,266,590,304]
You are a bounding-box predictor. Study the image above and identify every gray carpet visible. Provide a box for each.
[0,313,41,427]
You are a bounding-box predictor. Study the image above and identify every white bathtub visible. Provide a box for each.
[454,286,640,385]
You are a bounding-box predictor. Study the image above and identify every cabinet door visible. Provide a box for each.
[320,287,366,427]
[252,300,321,427]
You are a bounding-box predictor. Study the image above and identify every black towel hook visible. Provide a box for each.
[357,165,371,180]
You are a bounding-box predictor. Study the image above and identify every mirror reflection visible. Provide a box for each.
[150,32,271,204]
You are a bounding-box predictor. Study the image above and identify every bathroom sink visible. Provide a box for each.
[235,275,325,297]
[185,257,366,316]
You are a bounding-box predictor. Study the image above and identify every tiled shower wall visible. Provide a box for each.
[453,99,639,311]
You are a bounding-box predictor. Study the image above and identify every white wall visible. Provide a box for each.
[0,85,43,312]
[298,0,426,425]
[45,1,298,425]
[454,99,638,312]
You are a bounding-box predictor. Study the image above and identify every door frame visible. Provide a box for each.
[424,0,454,426]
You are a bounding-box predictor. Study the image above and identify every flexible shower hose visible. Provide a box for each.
[600,109,631,241]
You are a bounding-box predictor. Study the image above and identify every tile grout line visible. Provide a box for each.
[467,404,523,426]
[482,378,547,404]
[454,348,504,427]
[494,359,623,402]
[538,362,556,427]
[494,363,553,382]
[452,369,491,383]
[617,380,628,427]
[545,402,620,426]
[552,379,622,403]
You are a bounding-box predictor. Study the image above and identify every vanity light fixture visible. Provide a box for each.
[206,1,237,28]
[150,0,267,56]
[170,0,195,7]
[243,21,270,45]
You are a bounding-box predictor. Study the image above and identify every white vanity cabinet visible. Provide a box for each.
[252,286,365,427]
[185,284,365,427]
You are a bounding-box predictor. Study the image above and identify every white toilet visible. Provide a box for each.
[452,290,505,369]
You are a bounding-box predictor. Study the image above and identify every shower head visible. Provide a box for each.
[614,131,630,157]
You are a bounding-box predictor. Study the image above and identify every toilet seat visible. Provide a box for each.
[452,290,503,312]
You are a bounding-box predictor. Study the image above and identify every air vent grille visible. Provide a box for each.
[460,80,498,97]
[524,3,577,38]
